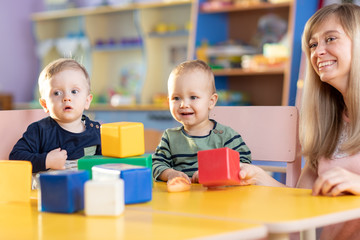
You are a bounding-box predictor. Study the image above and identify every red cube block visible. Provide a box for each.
[198,147,240,187]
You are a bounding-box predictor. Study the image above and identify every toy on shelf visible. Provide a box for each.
[95,37,142,50]
[149,22,190,38]
[196,40,258,70]
[109,64,144,106]
[217,90,251,106]
[200,0,233,11]
[198,147,241,187]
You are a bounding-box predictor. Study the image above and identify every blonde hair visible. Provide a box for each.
[169,59,216,94]
[300,3,360,170]
[38,58,90,97]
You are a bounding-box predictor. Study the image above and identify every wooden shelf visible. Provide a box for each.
[200,2,291,14]
[148,30,189,38]
[93,44,142,52]
[31,0,193,21]
[213,67,285,76]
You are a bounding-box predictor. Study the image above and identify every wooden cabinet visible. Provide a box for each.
[31,1,195,106]
[195,1,295,106]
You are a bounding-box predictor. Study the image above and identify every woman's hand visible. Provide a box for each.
[191,171,199,183]
[312,167,360,196]
[239,163,260,185]
[239,163,286,187]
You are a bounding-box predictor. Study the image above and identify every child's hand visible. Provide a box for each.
[160,169,191,183]
[168,170,191,183]
[45,148,67,170]
[191,171,199,183]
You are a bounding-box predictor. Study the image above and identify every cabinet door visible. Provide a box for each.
[85,10,144,104]
[139,3,193,104]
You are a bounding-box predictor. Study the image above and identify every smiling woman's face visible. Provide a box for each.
[309,14,352,95]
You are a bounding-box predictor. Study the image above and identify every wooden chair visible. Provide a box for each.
[0,109,48,160]
[144,128,163,153]
[210,106,301,187]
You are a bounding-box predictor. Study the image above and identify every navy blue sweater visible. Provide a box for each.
[9,115,101,173]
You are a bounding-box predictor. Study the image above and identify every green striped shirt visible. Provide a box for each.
[152,120,251,180]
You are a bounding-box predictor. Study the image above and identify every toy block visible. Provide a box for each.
[92,164,152,204]
[198,147,240,187]
[0,160,32,203]
[38,170,89,213]
[78,154,152,179]
[101,122,145,158]
[85,179,125,216]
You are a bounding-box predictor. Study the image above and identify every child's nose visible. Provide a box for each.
[180,99,189,108]
[63,93,71,102]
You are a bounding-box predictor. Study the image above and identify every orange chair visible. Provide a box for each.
[0,109,48,160]
[210,106,301,187]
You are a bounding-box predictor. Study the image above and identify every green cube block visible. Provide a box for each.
[78,154,152,179]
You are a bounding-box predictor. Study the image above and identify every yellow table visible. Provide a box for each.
[0,194,267,240]
[130,183,360,239]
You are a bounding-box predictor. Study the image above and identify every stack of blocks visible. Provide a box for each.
[198,147,241,187]
[37,121,152,216]
[82,122,152,216]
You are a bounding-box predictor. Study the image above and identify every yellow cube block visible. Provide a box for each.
[0,160,32,203]
[101,122,145,158]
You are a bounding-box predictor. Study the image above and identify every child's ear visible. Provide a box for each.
[208,93,218,110]
[84,94,93,110]
[39,98,49,113]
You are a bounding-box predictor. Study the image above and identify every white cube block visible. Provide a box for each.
[92,163,143,181]
[85,179,124,216]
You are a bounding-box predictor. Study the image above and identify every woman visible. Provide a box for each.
[239,4,360,239]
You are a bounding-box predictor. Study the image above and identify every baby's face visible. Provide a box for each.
[40,69,92,124]
[168,69,217,130]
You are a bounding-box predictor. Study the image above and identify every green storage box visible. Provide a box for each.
[78,154,152,179]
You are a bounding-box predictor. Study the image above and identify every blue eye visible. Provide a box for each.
[173,97,180,101]
[71,90,79,94]
[326,37,336,43]
[190,96,198,100]
[309,42,317,49]
[54,91,62,96]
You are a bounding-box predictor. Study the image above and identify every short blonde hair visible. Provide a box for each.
[169,59,216,94]
[38,58,90,97]
[300,3,360,170]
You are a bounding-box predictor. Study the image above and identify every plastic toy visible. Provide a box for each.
[0,160,32,203]
[38,170,89,213]
[78,154,152,179]
[92,164,152,204]
[101,122,145,158]
[85,179,125,216]
[198,147,241,187]
[167,177,191,193]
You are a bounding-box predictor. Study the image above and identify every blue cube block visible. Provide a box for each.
[92,164,152,204]
[38,170,89,213]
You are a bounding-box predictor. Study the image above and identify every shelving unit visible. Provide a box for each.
[196,0,295,106]
[31,0,196,106]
